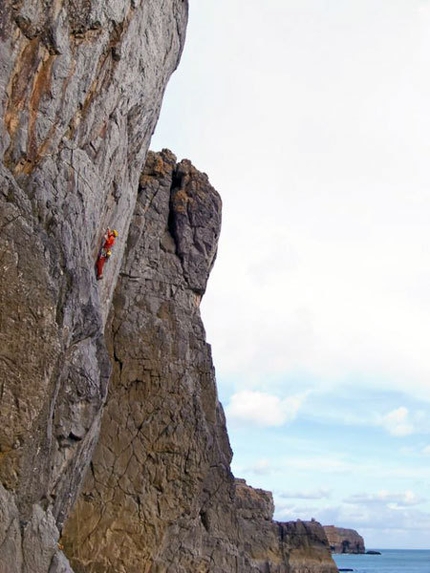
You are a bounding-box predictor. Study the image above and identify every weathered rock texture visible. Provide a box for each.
[282,521,341,572]
[235,482,337,573]
[62,150,338,573]
[323,525,365,554]
[1,2,338,572]
[0,2,187,572]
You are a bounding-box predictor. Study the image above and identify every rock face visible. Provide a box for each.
[323,525,365,554]
[1,3,338,572]
[62,149,229,572]
[0,2,187,572]
[63,150,338,573]
[235,482,338,573]
[281,520,342,573]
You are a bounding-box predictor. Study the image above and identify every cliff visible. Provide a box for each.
[0,2,187,572]
[62,150,337,573]
[323,525,365,554]
[0,3,337,572]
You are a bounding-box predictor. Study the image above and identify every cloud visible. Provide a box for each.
[154,1,430,550]
[156,0,430,408]
[417,1,430,16]
[279,488,331,500]
[281,455,355,475]
[379,407,414,436]
[377,407,430,437]
[225,390,305,427]
[345,490,426,508]
[246,458,273,475]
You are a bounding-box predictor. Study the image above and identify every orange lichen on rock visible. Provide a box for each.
[4,37,56,173]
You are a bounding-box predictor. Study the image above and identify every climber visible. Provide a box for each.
[96,228,118,280]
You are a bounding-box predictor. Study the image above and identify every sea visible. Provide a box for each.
[333,549,430,573]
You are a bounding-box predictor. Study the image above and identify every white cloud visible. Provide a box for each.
[280,454,356,475]
[346,490,425,508]
[379,407,414,437]
[153,0,430,550]
[225,390,305,427]
[377,407,430,437]
[246,458,273,475]
[417,1,430,15]
[279,488,331,500]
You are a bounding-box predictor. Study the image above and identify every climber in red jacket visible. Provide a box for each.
[96,228,118,280]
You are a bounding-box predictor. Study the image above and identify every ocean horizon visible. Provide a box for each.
[333,549,430,572]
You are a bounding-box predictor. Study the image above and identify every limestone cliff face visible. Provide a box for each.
[234,481,338,573]
[1,3,338,572]
[282,521,341,572]
[323,525,365,554]
[62,149,230,572]
[0,3,187,572]
[63,151,338,573]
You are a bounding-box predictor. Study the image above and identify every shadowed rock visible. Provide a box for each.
[0,3,188,572]
[63,150,337,573]
[1,2,339,571]
[324,525,366,554]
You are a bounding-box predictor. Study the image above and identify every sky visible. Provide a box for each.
[151,0,430,550]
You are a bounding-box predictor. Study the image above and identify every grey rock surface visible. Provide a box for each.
[0,2,187,572]
[1,2,339,571]
[62,148,232,572]
[63,150,337,573]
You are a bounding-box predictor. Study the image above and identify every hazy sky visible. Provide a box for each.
[151,1,430,549]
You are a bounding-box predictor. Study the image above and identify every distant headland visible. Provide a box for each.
[323,525,365,554]
[322,525,382,556]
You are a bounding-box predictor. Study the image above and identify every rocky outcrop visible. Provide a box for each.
[0,2,187,572]
[62,149,229,572]
[62,150,337,573]
[1,2,339,572]
[323,525,365,554]
[235,481,337,573]
[281,520,342,573]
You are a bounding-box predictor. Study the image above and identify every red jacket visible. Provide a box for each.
[103,233,116,250]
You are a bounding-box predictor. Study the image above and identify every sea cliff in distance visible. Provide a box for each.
[323,526,365,554]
